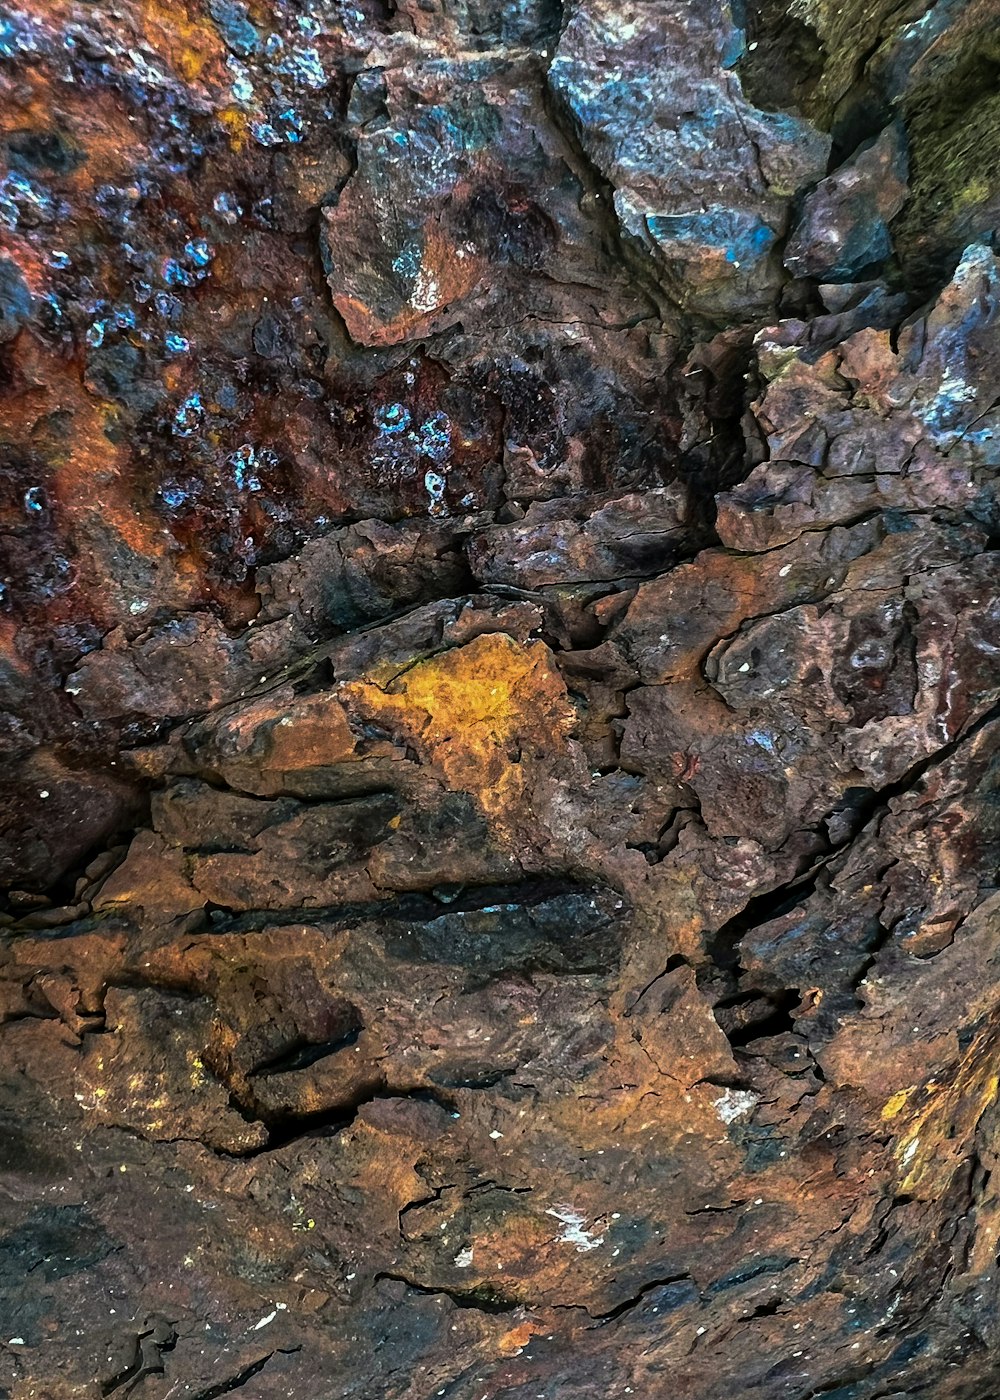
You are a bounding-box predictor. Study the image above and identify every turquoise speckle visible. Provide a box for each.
[375,403,412,434]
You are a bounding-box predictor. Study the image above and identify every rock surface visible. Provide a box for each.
[1,2,1000,1397]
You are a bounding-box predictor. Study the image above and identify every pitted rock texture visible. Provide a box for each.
[2,2,1000,1398]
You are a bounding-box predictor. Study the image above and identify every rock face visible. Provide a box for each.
[1,2,999,1398]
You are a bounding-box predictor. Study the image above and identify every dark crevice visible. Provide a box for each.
[704,695,1000,1003]
[183,1350,301,1400]
[13,876,601,944]
[373,1272,519,1313]
[249,1017,364,1078]
[224,1086,456,1159]
[719,989,801,1046]
[587,1272,695,1324]
[705,873,826,977]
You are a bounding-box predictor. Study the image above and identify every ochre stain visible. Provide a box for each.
[342,632,574,831]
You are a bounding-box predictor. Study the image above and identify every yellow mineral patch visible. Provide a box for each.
[894,1029,1000,1196]
[881,1087,914,1120]
[218,105,250,151]
[342,633,573,832]
[141,0,226,84]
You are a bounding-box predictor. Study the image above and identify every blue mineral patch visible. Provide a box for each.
[229,443,275,491]
[172,393,203,437]
[184,238,214,268]
[647,209,777,269]
[228,59,255,104]
[424,468,448,516]
[0,12,43,59]
[549,63,651,135]
[163,259,197,289]
[720,25,747,69]
[391,241,422,283]
[160,484,189,509]
[23,485,46,516]
[0,169,56,230]
[413,413,451,462]
[208,0,259,57]
[252,107,304,145]
[0,256,33,339]
[277,45,326,90]
[374,403,412,435]
[920,367,979,434]
[213,191,243,223]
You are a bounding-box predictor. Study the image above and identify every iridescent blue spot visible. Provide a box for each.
[114,306,136,329]
[155,292,182,319]
[229,67,255,103]
[720,26,746,68]
[164,332,190,354]
[208,0,259,56]
[23,485,45,515]
[161,484,188,508]
[392,242,421,280]
[86,320,106,347]
[277,108,303,141]
[375,403,412,434]
[0,15,41,58]
[172,393,203,437]
[278,45,326,89]
[414,412,451,461]
[163,259,196,288]
[251,121,283,148]
[647,209,777,269]
[425,468,447,516]
[184,238,214,268]
[229,443,274,490]
[213,191,242,223]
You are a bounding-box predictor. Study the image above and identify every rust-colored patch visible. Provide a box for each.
[342,632,575,831]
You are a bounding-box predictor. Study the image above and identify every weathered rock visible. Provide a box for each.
[784,123,909,281]
[550,0,830,323]
[2,2,1000,1398]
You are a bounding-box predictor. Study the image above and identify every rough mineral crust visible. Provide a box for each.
[1,1,999,1398]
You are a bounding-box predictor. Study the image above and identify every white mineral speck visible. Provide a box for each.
[713,1089,757,1125]
[545,1205,605,1252]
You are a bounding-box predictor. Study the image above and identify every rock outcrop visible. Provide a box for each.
[1,2,999,1397]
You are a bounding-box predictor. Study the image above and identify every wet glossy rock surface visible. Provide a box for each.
[1,2,1000,1398]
